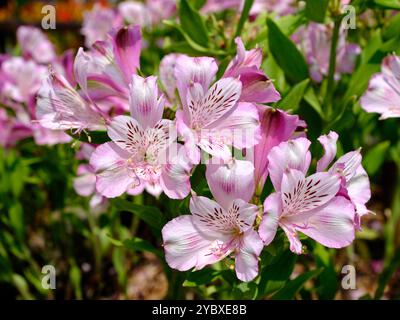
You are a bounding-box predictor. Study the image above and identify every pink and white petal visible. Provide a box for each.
[259,193,282,245]
[212,102,261,149]
[330,150,362,182]
[317,131,338,172]
[230,199,259,232]
[129,75,164,128]
[253,106,303,190]
[145,182,163,198]
[190,195,233,240]
[205,159,255,207]
[159,53,181,99]
[160,144,192,199]
[174,55,218,106]
[107,115,144,153]
[127,182,145,196]
[192,77,242,129]
[111,25,141,84]
[96,164,136,198]
[281,224,303,254]
[73,172,96,197]
[236,67,281,104]
[346,165,371,226]
[281,169,341,214]
[289,196,356,249]
[162,215,219,271]
[360,73,400,119]
[198,137,232,163]
[235,229,263,282]
[267,138,312,191]
[90,142,131,173]
[90,142,135,198]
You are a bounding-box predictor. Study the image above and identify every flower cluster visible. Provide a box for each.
[0,26,73,147]
[34,24,372,282]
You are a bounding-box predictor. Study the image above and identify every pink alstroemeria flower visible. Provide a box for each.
[1,57,47,104]
[90,75,192,199]
[81,4,123,48]
[159,53,182,103]
[17,26,56,64]
[360,55,400,119]
[162,159,263,281]
[224,38,281,104]
[250,0,296,17]
[259,133,370,253]
[73,143,108,212]
[74,25,141,105]
[250,107,305,194]
[36,72,106,132]
[292,22,361,83]
[174,55,260,164]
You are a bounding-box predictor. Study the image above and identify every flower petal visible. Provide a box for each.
[287,196,356,249]
[317,131,338,172]
[267,138,311,191]
[235,229,263,282]
[206,159,255,207]
[162,215,219,271]
[259,192,282,245]
[129,75,164,128]
[111,25,141,83]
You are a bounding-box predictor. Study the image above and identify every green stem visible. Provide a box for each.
[230,0,254,49]
[87,211,102,281]
[323,14,343,120]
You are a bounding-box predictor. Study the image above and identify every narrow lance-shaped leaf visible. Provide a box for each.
[267,18,309,84]
[179,0,209,47]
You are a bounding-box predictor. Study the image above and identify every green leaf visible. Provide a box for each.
[375,249,400,299]
[69,263,82,299]
[267,18,309,84]
[231,0,254,45]
[370,0,400,10]
[9,202,24,241]
[383,12,400,40]
[179,0,209,47]
[363,141,391,176]
[304,86,325,119]
[123,237,162,258]
[112,199,164,231]
[183,269,221,287]
[279,79,310,111]
[305,0,329,23]
[271,268,322,300]
[257,250,297,298]
[68,130,110,144]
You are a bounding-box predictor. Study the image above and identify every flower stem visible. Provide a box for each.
[323,15,343,120]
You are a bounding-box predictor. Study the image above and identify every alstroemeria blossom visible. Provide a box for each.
[74,25,142,104]
[17,26,56,64]
[250,106,305,193]
[36,72,106,132]
[1,57,47,103]
[259,132,370,253]
[162,159,263,281]
[174,55,260,164]
[81,4,123,47]
[260,168,355,254]
[90,75,192,199]
[360,55,400,119]
[224,38,281,104]
[293,22,361,83]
